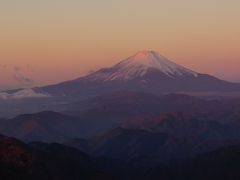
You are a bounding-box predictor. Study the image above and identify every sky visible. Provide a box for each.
[0,0,240,90]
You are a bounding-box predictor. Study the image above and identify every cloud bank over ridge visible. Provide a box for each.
[0,89,50,100]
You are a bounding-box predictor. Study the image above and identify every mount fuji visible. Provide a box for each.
[87,50,198,81]
[36,50,240,99]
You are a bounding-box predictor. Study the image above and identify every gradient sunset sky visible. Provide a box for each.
[0,0,240,90]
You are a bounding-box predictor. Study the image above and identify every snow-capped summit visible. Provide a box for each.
[88,50,198,81]
[36,50,240,98]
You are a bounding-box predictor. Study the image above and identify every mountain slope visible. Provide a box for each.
[64,92,240,137]
[1,111,85,142]
[0,134,111,180]
[121,112,238,140]
[86,50,198,81]
[87,126,239,162]
[2,92,240,140]
[146,145,240,180]
[64,92,211,137]
[90,128,176,161]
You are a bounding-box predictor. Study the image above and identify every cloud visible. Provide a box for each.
[12,66,34,85]
[0,89,50,100]
[0,92,9,100]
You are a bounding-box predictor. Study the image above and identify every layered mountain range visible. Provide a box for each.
[1,92,240,141]
[1,50,240,118]
[36,50,240,98]
[1,50,240,179]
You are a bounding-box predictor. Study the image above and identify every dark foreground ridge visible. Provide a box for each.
[1,133,240,180]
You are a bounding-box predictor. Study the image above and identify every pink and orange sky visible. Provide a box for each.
[0,0,240,90]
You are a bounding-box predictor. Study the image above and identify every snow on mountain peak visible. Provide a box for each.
[124,50,175,68]
[88,50,198,81]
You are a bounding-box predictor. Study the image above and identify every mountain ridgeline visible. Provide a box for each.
[36,50,240,98]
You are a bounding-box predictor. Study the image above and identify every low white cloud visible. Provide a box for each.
[0,89,50,100]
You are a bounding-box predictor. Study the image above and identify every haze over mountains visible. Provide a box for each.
[1,50,240,179]
[1,92,240,141]
[1,50,240,118]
